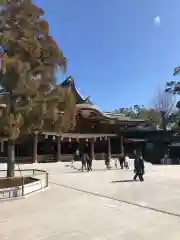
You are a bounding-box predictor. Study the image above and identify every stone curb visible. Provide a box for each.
[0,186,50,202]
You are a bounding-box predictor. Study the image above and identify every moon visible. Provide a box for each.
[154,16,161,26]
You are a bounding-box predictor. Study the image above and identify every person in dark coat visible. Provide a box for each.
[105,154,110,170]
[86,154,92,172]
[133,152,145,181]
[81,153,87,172]
[119,153,125,169]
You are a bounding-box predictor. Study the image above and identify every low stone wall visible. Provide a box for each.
[0,169,48,200]
[0,178,45,200]
[0,186,21,198]
[23,179,44,195]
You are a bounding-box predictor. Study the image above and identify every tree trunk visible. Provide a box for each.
[7,139,15,178]
[33,134,38,163]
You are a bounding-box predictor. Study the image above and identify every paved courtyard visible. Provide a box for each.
[0,161,180,239]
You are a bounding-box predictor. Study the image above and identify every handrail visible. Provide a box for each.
[0,169,47,173]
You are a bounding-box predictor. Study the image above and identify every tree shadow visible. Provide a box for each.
[111,180,136,183]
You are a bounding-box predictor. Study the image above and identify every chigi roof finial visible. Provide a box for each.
[67,76,73,83]
[84,96,92,104]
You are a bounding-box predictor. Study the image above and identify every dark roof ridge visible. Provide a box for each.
[60,76,92,104]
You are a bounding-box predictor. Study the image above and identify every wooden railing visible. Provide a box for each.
[0,156,32,163]
[0,153,120,163]
[37,155,56,163]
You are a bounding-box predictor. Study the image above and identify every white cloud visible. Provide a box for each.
[153,16,161,26]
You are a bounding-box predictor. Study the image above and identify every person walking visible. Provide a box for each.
[119,153,125,169]
[81,153,87,172]
[88,156,92,171]
[124,155,129,169]
[115,158,118,168]
[105,154,110,170]
[86,154,93,172]
[133,151,145,181]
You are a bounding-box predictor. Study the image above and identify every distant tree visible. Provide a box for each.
[114,105,161,127]
[114,106,138,118]
[153,87,175,131]
[0,0,75,177]
[165,67,180,129]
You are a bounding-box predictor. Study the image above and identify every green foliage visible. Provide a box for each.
[114,103,180,130]
[165,66,180,95]
[114,105,163,127]
[164,65,180,129]
[0,0,76,140]
[165,81,180,95]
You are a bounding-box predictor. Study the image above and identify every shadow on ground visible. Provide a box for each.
[64,168,130,174]
[111,180,136,183]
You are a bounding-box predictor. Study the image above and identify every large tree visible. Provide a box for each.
[0,0,76,177]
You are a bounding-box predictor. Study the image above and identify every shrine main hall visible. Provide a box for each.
[0,77,146,163]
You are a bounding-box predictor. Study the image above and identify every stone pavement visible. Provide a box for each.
[0,161,180,239]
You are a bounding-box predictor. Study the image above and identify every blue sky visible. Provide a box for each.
[35,0,180,111]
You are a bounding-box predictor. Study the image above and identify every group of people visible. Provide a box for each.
[108,150,145,182]
[75,148,92,172]
[105,153,130,170]
[75,148,145,181]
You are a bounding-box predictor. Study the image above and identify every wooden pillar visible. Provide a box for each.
[108,137,111,158]
[90,139,95,160]
[0,141,4,152]
[56,136,61,162]
[120,135,124,154]
[33,133,38,163]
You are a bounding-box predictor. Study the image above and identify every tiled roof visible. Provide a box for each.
[104,112,145,122]
[76,104,145,123]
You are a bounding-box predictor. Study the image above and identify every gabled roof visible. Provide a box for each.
[61,77,146,125]
[60,76,91,104]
